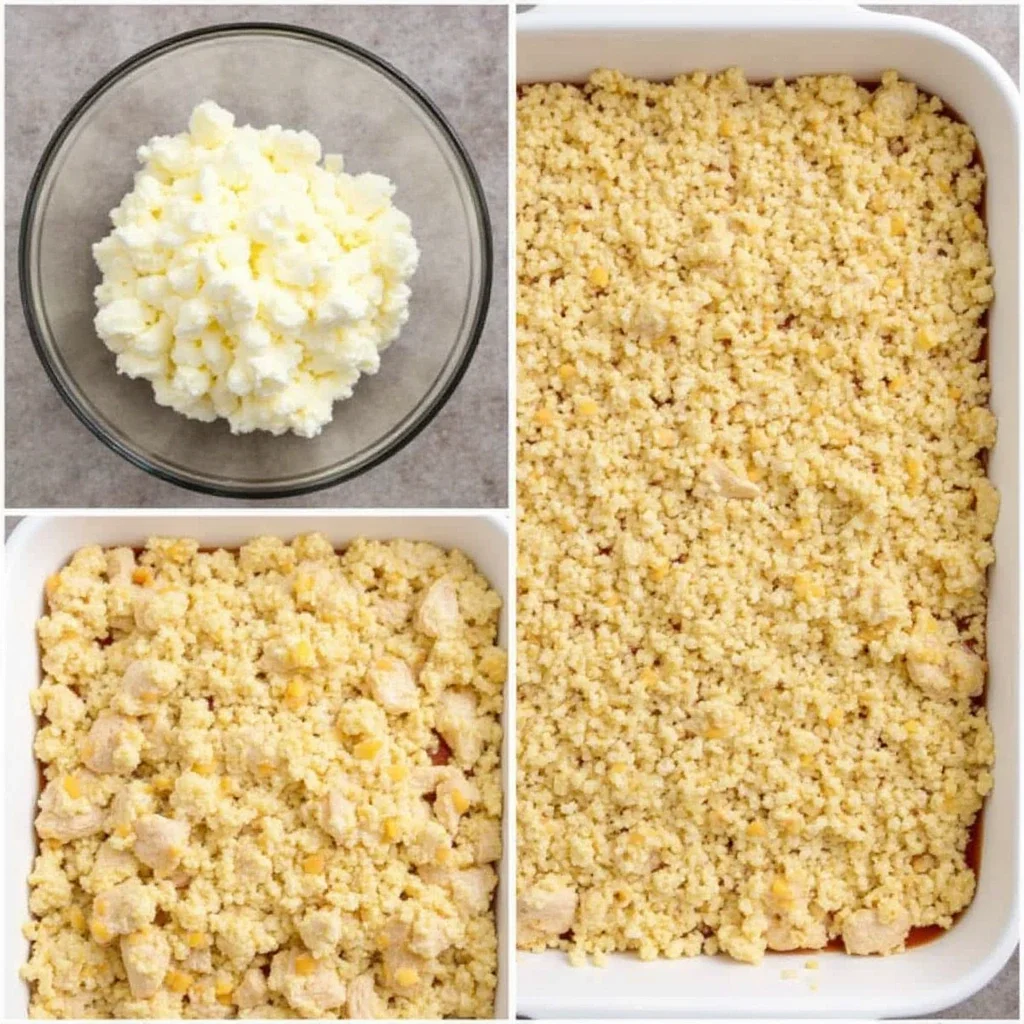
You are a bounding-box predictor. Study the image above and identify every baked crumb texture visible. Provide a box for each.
[24,534,505,1018]
[517,69,996,965]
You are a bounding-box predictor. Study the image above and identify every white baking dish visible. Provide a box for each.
[517,5,1019,1018]
[2,512,511,1019]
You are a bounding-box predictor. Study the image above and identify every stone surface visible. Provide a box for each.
[5,5,508,507]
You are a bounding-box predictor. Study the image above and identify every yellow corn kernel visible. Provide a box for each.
[558,363,577,381]
[114,823,130,839]
[588,266,609,288]
[166,970,192,994]
[805,959,820,970]
[704,727,726,741]
[749,427,769,450]
[905,719,920,735]
[719,116,735,138]
[151,775,173,793]
[747,464,765,483]
[883,276,901,295]
[608,762,628,776]
[888,375,904,393]
[451,790,471,814]
[639,668,658,687]
[302,853,325,874]
[905,454,923,482]
[395,967,420,988]
[62,775,82,799]
[289,639,314,669]
[793,574,824,601]
[132,567,154,586]
[69,906,86,931]
[771,877,792,901]
[653,427,675,446]
[214,979,234,998]
[382,818,402,841]
[534,407,554,427]
[219,777,234,795]
[747,820,767,838]
[45,573,62,600]
[186,932,208,949]
[826,709,843,728]
[435,845,453,866]
[256,761,274,778]
[577,398,599,417]
[387,764,409,783]
[808,401,824,418]
[90,919,111,943]
[648,562,669,583]
[192,761,216,777]
[284,679,307,709]
[890,213,907,236]
[294,573,316,605]
[294,954,317,977]
[948,385,962,400]
[915,326,937,351]
[354,738,383,760]
[376,932,391,951]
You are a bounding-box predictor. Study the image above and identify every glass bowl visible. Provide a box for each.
[19,23,492,498]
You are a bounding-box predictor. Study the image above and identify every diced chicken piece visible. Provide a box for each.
[842,907,911,956]
[320,791,357,844]
[268,948,347,1018]
[474,819,502,864]
[374,599,410,629]
[408,766,451,795]
[85,841,137,891]
[406,820,452,867]
[433,771,477,835]
[35,776,105,843]
[398,906,461,960]
[435,690,483,768]
[234,967,269,1011]
[183,947,212,974]
[106,547,136,585]
[419,865,497,916]
[706,460,760,499]
[518,883,578,945]
[906,614,986,700]
[766,916,828,952]
[414,577,461,638]
[292,562,358,621]
[91,879,157,943]
[118,659,180,716]
[378,921,429,995]
[186,977,234,1019]
[346,972,383,1020]
[366,656,419,714]
[298,908,342,957]
[133,814,189,875]
[120,927,170,999]
[83,712,144,775]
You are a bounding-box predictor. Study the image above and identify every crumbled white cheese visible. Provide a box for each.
[92,101,419,438]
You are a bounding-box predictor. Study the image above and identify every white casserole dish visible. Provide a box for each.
[2,513,511,1019]
[517,5,1019,1018]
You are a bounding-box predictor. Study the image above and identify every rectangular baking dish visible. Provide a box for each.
[517,5,1019,1018]
[2,512,511,1019]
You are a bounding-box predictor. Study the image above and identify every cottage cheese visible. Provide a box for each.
[93,102,419,438]
[517,70,996,965]
[23,534,504,1018]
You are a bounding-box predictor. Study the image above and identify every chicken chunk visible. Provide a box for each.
[120,927,170,999]
[133,586,189,632]
[419,865,497,915]
[117,659,180,716]
[906,614,986,700]
[435,689,483,767]
[320,791,357,845]
[91,879,157,943]
[268,948,347,1018]
[378,921,430,996]
[106,547,136,585]
[842,907,912,955]
[706,460,761,499]
[83,712,144,774]
[346,972,383,1020]
[35,776,105,843]
[473,819,502,864]
[84,841,137,892]
[366,656,419,714]
[518,883,578,945]
[133,814,189,875]
[433,771,477,835]
[234,967,269,1011]
[766,916,828,952]
[298,908,342,957]
[414,577,461,638]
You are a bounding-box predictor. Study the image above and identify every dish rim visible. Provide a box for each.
[18,21,494,499]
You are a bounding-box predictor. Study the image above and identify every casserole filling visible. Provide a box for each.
[517,69,996,964]
[23,533,504,1017]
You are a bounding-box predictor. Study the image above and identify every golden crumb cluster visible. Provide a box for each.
[24,534,505,1018]
[516,69,996,964]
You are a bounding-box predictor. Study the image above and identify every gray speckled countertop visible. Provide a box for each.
[886,10,1018,1016]
[4,5,508,508]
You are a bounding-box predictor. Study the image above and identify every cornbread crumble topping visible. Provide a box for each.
[517,70,996,964]
[24,534,504,1017]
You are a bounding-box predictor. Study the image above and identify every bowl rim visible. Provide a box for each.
[18,20,494,499]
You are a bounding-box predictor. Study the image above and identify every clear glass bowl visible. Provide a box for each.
[19,23,492,498]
